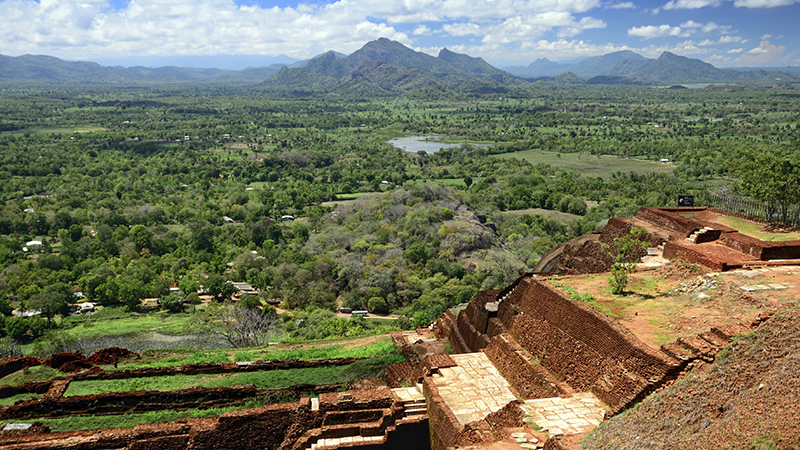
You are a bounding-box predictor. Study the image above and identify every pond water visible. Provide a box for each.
[388,136,489,154]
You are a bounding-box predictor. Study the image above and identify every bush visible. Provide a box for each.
[184,292,201,305]
[367,297,388,314]
[161,294,184,313]
[239,294,262,309]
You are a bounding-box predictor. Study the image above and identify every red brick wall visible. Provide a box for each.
[496,280,675,411]
[635,207,698,236]
[663,241,730,271]
[423,377,464,450]
[483,334,567,399]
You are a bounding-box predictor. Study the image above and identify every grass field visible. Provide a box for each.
[493,150,675,179]
[66,348,404,397]
[2,125,106,135]
[65,365,353,396]
[501,208,582,222]
[115,338,398,370]
[63,309,192,340]
[6,403,265,432]
[709,215,800,242]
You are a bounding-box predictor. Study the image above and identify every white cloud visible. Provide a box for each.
[557,16,606,37]
[606,1,636,8]
[442,22,481,36]
[680,20,703,27]
[761,34,773,39]
[733,0,799,7]
[718,35,742,43]
[0,0,612,60]
[737,40,794,65]
[412,25,432,35]
[662,0,722,10]
[627,24,686,39]
[728,48,744,53]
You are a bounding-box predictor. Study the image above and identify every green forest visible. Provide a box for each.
[1,82,798,355]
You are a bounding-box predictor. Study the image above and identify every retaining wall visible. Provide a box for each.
[662,241,733,272]
[447,278,677,413]
[720,232,800,260]
[483,334,567,399]
[0,388,399,450]
[634,207,718,237]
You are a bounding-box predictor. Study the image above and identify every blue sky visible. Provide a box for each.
[0,0,797,68]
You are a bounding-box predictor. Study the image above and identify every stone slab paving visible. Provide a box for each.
[429,352,518,425]
[521,392,607,437]
[311,435,383,450]
[391,386,425,403]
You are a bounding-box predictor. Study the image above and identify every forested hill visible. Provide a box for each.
[0,54,284,84]
[504,50,799,84]
[259,38,525,95]
[2,44,799,89]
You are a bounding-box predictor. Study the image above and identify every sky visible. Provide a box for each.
[0,0,798,69]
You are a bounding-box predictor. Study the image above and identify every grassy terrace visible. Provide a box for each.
[11,404,267,432]
[493,150,675,179]
[1,338,404,432]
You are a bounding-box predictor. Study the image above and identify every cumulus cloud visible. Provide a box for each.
[442,22,482,36]
[0,0,612,59]
[606,1,637,8]
[412,25,432,35]
[662,0,722,10]
[627,24,686,39]
[733,0,799,7]
[718,35,743,43]
[737,40,794,65]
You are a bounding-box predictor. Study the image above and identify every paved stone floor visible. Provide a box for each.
[429,352,518,425]
[521,392,607,437]
[391,386,425,403]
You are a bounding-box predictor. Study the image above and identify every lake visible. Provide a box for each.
[388,136,489,154]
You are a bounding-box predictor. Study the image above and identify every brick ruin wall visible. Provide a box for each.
[445,279,678,413]
[662,241,731,272]
[438,289,501,355]
[634,207,713,237]
[483,334,567,399]
[0,388,398,450]
[543,218,663,275]
[423,377,465,450]
[423,376,524,450]
[720,232,800,260]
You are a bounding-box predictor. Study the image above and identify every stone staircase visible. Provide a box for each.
[685,227,714,243]
[392,385,427,418]
[309,435,384,450]
[302,387,427,450]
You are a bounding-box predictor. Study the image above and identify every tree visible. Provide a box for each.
[367,297,388,314]
[205,274,239,301]
[403,243,430,264]
[735,149,800,225]
[29,283,72,321]
[118,278,148,310]
[129,225,153,251]
[606,227,647,295]
[188,302,277,348]
[161,293,184,313]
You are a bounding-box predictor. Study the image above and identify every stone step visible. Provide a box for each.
[403,402,428,409]
[698,331,729,348]
[404,407,428,415]
[711,323,751,340]
[660,342,694,361]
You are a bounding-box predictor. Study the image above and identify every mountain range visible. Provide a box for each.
[1,40,798,93]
